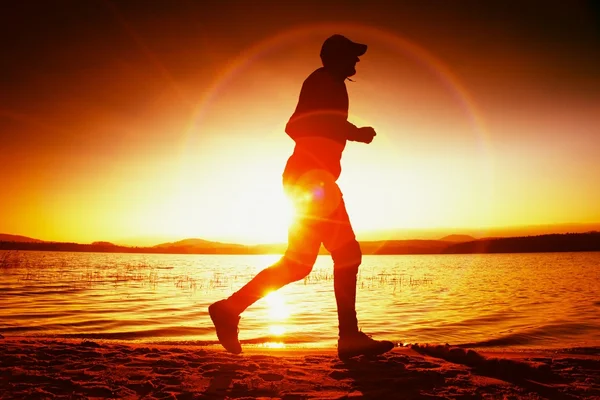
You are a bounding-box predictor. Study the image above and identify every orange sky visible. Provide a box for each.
[1,1,599,245]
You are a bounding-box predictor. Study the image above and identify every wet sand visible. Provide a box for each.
[0,337,598,399]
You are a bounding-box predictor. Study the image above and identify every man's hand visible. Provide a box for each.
[356,126,376,144]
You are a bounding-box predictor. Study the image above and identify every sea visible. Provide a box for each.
[1,250,599,351]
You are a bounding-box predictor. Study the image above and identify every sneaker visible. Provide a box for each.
[208,300,242,354]
[338,331,395,360]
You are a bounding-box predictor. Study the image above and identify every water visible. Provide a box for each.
[1,250,599,350]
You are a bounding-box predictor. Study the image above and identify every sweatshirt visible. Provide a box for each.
[283,67,362,184]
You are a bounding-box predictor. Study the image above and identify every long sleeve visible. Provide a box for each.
[344,121,363,142]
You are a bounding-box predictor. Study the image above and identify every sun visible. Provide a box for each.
[225,184,296,244]
[158,173,296,244]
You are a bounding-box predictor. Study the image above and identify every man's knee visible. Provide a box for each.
[279,254,315,282]
[331,240,362,273]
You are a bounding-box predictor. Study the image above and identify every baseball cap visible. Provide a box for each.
[320,34,368,60]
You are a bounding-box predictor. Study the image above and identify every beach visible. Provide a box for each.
[1,337,598,399]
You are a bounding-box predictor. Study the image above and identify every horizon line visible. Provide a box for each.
[2,221,600,247]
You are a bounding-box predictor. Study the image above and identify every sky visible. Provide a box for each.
[1,0,599,245]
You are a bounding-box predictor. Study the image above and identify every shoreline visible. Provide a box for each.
[4,334,600,356]
[1,337,598,399]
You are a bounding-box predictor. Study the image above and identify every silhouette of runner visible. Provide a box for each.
[209,34,394,360]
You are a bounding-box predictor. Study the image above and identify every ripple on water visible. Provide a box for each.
[1,251,599,350]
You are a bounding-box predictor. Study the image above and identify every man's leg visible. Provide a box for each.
[323,196,395,360]
[322,199,361,337]
[209,214,321,353]
[223,218,321,315]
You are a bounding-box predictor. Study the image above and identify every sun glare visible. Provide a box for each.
[269,325,287,336]
[265,290,290,320]
[159,164,297,244]
[224,187,296,244]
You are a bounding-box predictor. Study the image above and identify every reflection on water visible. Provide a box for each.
[265,291,288,347]
[265,291,291,321]
[0,251,599,350]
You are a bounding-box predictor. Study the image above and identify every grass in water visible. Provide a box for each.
[0,251,433,293]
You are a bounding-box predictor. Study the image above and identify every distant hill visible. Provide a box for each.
[363,222,600,241]
[0,234,44,243]
[154,238,243,249]
[153,238,248,253]
[442,232,600,254]
[91,241,116,246]
[359,240,450,255]
[440,234,476,242]
[1,232,599,255]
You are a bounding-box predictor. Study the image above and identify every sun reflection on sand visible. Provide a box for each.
[259,342,286,349]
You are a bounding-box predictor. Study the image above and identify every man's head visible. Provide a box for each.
[320,34,367,78]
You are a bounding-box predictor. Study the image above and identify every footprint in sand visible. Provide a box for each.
[259,372,285,382]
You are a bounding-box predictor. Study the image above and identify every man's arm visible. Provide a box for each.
[347,125,376,144]
[345,121,362,141]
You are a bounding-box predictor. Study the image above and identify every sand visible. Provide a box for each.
[0,337,598,399]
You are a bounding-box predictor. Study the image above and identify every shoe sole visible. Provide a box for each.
[338,343,395,361]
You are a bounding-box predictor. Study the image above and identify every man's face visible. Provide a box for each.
[341,55,360,77]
